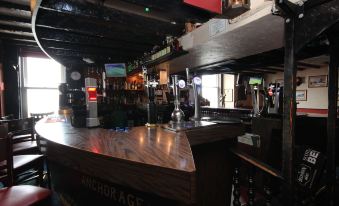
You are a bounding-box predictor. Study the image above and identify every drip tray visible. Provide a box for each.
[163,121,216,132]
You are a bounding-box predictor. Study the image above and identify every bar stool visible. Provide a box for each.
[0,133,51,206]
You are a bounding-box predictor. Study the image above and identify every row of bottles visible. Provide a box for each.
[84,67,145,106]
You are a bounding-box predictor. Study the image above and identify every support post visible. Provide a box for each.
[282,16,297,205]
[327,25,339,206]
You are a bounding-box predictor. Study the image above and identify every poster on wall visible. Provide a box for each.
[296,90,307,101]
[308,75,328,88]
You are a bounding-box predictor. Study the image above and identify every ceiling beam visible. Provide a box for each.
[0,0,30,7]
[42,41,142,57]
[261,66,284,72]
[297,62,322,68]
[0,14,31,23]
[0,1,30,11]
[0,7,30,19]
[0,19,31,29]
[6,40,38,48]
[0,36,35,43]
[46,48,135,60]
[0,24,31,33]
[0,33,35,41]
[40,39,146,54]
[0,28,33,37]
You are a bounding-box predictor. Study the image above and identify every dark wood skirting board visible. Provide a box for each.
[36,118,244,205]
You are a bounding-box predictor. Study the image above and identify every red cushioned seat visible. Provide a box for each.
[0,185,51,206]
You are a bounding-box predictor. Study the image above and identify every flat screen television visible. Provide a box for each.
[249,77,263,85]
[104,63,126,77]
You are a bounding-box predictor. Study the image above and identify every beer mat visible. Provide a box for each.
[45,117,66,123]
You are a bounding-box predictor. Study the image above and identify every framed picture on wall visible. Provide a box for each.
[296,90,307,101]
[308,75,328,88]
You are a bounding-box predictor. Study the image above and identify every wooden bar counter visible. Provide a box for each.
[35,117,244,206]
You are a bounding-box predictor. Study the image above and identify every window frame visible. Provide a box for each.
[19,56,65,118]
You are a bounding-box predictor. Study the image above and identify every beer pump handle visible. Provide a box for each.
[186,68,191,85]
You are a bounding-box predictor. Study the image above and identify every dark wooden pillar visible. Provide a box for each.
[327,23,339,206]
[0,40,4,116]
[282,16,297,205]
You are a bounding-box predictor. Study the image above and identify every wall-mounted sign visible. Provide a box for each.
[209,19,227,37]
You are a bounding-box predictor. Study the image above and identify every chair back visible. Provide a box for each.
[0,118,35,141]
[0,124,13,186]
[0,114,14,120]
[30,112,54,123]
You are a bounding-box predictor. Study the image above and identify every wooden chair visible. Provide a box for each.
[0,125,47,186]
[0,132,51,206]
[0,117,39,155]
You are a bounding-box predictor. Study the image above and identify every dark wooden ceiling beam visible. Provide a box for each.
[0,24,31,33]
[0,14,30,23]
[40,39,146,54]
[46,48,134,60]
[297,62,322,68]
[0,6,30,19]
[7,41,38,48]
[0,33,35,41]
[250,68,276,74]
[261,66,284,72]
[56,56,127,65]
[0,1,30,11]
[0,0,30,6]
[0,28,33,37]
[36,27,151,51]
[0,19,31,29]
[43,42,142,58]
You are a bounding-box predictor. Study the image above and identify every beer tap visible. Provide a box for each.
[185,68,202,121]
[169,75,186,123]
[143,67,158,126]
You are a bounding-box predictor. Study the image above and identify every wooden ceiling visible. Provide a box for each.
[0,0,332,74]
[30,0,214,67]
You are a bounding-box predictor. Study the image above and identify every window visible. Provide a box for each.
[202,74,220,108]
[20,57,65,117]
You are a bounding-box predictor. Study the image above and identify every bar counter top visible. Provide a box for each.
[35,117,195,173]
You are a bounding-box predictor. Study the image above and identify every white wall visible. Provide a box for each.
[265,67,338,109]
